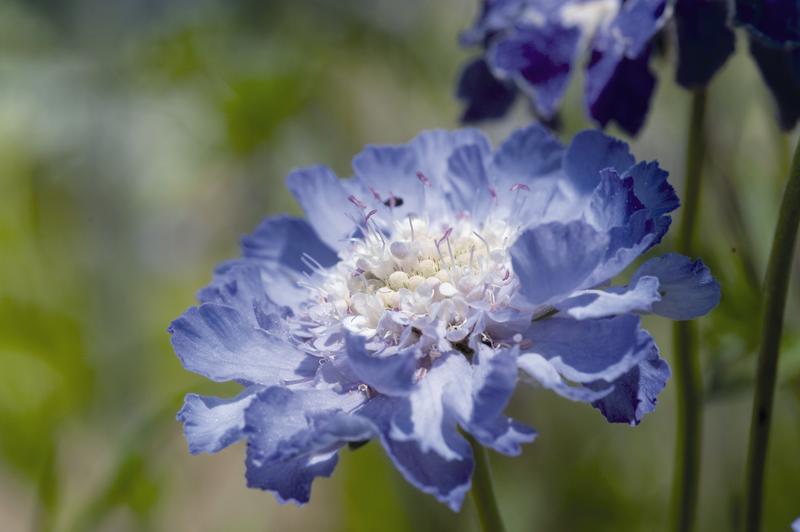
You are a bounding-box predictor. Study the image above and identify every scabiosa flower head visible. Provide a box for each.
[170,125,720,509]
[793,517,800,532]
[457,0,739,134]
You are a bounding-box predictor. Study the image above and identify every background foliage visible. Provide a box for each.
[0,1,798,530]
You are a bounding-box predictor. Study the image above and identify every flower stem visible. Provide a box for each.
[671,88,707,532]
[467,434,506,532]
[743,134,800,532]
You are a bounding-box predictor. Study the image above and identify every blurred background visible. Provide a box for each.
[0,1,798,531]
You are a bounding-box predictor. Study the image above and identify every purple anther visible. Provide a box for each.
[437,226,453,247]
[348,195,367,209]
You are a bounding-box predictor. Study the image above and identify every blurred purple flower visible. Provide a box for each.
[736,0,800,130]
[170,125,719,509]
[736,0,800,46]
[458,0,735,127]
[459,0,800,131]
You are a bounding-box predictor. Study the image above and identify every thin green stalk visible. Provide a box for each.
[671,89,707,532]
[743,135,800,532]
[467,434,506,532]
[33,440,59,532]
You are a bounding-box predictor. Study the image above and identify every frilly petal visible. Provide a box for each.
[286,165,358,250]
[344,333,418,396]
[555,275,661,320]
[244,386,368,504]
[169,304,316,384]
[588,345,670,424]
[631,253,721,320]
[511,221,609,307]
[177,387,260,454]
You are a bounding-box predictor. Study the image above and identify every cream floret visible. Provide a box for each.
[303,216,517,342]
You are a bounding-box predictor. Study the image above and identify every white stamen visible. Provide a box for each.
[296,215,517,347]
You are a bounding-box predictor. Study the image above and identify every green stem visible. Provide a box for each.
[671,89,707,532]
[743,135,800,532]
[467,434,506,532]
[33,440,59,532]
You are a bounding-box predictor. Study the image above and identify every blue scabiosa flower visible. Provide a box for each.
[793,517,800,532]
[171,125,720,509]
[457,0,737,133]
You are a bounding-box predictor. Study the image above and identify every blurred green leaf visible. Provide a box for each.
[0,298,92,477]
[223,74,313,154]
[68,451,161,532]
[341,442,412,532]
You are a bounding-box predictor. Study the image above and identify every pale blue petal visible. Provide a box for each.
[518,353,613,402]
[522,314,654,383]
[361,396,473,512]
[244,386,367,504]
[241,215,338,272]
[622,161,679,217]
[246,449,339,505]
[198,262,289,331]
[390,354,473,460]
[177,387,260,454]
[169,304,315,384]
[272,411,377,461]
[492,123,564,185]
[511,221,609,307]
[469,345,517,427]
[584,209,662,287]
[584,168,644,231]
[631,253,721,320]
[555,275,661,320]
[345,333,418,396]
[588,345,670,425]
[467,345,536,455]
[446,143,494,224]
[562,130,635,195]
[410,129,491,186]
[207,215,339,314]
[352,144,425,218]
[286,165,357,250]
[470,416,537,457]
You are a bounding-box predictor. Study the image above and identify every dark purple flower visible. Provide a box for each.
[458,0,741,133]
[736,0,800,130]
[674,0,736,88]
[736,0,800,46]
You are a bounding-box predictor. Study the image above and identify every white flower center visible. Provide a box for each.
[301,216,518,348]
[559,0,620,35]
